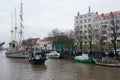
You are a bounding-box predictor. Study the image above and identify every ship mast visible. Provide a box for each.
[19,1,23,47]
[11,13,14,41]
[14,8,17,41]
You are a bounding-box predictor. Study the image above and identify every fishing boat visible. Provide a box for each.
[46,51,61,59]
[5,2,27,58]
[28,48,47,64]
[74,54,92,63]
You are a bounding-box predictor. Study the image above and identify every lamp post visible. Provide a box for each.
[44,44,47,52]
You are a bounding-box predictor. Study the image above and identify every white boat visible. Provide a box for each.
[46,51,61,59]
[5,2,27,58]
[74,54,92,63]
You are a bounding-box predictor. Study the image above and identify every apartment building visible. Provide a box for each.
[74,9,120,50]
[74,8,97,51]
[94,11,120,50]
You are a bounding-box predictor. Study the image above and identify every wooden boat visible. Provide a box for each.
[46,51,61,59]
[74,54,92,63]
[28,48,47,64]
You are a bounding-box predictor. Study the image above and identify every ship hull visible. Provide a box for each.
[5,50,27,58]
[29,59,46,64]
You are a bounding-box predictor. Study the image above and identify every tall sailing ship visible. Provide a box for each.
[6,2,27,58]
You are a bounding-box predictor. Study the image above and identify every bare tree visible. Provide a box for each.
[87,24,95,52]
[110,12,120,54]
[48,28,74,51]
[74,29,83,51]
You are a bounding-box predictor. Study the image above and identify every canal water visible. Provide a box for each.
[0,50,120,80]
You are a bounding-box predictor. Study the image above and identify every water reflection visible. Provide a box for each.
[0,51,120,80]
[30,64,47,72]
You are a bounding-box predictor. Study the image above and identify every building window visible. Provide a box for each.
[102,25,106,29]
[76,26,79,29]
[84,36,87,39]
[84,19,86,23]
[102,31,107,34]
[80,20,82,23]
[80,26,82,29]
[116,20,119,23]
[103,37,107,40]
[84,30,87,33]
[84,41,87,44]
[117,40,120,43]
[88,19,91,22]
[80,31,82,34]
[88,24,91,27]
[111,40,115,43]
[84,15,87,17]
[95,29,98,33]
[76,21,79,23]
[84,25,86,28]
[89,36,91,38]
[117,33,120,37]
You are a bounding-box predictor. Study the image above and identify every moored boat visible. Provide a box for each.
[94,61,120,67]
[74,54,92,63]
[5,2,27,58]
[46,51,61,59]
[28,48,47,64]
[5,43,26,58]
[94,57,120,67]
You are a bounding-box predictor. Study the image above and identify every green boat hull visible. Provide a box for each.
[74,59,92,63]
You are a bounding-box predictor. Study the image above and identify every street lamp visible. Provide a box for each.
[44,44,47,50]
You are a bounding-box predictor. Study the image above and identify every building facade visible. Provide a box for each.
[74,10,97,50]
[40,37,53,50]
[94,11,120,50]
[23,38,41,49]
[74,10,120,51]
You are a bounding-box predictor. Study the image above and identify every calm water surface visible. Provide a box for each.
[0,50,120,80]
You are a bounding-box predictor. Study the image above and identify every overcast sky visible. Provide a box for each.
[0,0,120,47]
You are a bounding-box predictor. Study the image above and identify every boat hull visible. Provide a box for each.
[29,59,46,64]
[95,61,120,67]
[74,54,92,63]
[5,50,27,58]
[46,51,61,59]
[74,59,92,63]
[47,55,60,59]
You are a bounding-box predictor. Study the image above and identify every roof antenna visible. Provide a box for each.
[77,11,80,16]
[89,6,91,13]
